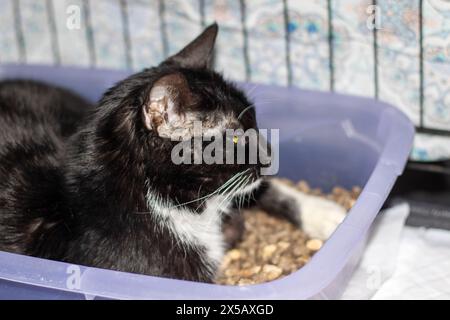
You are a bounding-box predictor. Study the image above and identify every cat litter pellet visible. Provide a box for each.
[215,180,360,285]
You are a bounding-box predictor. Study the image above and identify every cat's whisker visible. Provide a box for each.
[238,175,251,210]
[246,178,256,205]
[216,169,249,193]
[179,175,238,211]
[196,181,206,200]
[245,83,259,98]
[225,174,252,211]
[216,175,246,208]
[217,170,250,196]
[137,170,253,215]
[235,179,245,210]
[215,174,248,210]
[169,169,250,209]
[237,105,255,120]
[240,175,258,210]
[216,175,248,213]
[169,190,216,209]
[254,100,285,106]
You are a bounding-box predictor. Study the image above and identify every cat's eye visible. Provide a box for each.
[232,135,239,144]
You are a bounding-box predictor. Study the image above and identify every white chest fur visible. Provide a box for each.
[146,189,227,270]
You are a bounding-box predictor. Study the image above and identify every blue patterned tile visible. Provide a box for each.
[51,0,91,66]
[20,0,54,64]
[246,0,287,85]
[423,0,450,131]
[127,0,164,70]
[331,0,375,96]
[164,0,202,56]
[1,0,450,160]
[89,0,127,69]
[0,0,19,63]
[377,0,421,125]
[204,0,246,81]
[288,1,330,90]
[412,133,450,161]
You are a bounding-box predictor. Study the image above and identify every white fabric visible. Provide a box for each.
[342,203,450,300]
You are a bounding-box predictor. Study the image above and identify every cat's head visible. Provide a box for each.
[95,24,268,211]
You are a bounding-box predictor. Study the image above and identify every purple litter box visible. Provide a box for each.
[0,65,414,300]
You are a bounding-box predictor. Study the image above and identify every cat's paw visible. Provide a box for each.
[270,179,347,241]
[298,194,347,240]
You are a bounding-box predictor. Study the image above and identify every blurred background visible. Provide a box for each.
[0,0,449,298]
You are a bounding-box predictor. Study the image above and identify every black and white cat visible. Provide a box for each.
[0,24,345,282]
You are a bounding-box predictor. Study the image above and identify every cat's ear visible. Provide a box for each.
[142,73,195,137]
[163,23,218,69]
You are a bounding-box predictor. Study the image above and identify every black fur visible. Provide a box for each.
[0,24,266,282]
[0,80,90,253]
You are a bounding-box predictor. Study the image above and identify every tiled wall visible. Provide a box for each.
[0,0,449,161]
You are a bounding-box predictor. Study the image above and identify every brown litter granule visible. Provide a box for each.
[215,180,361,286]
